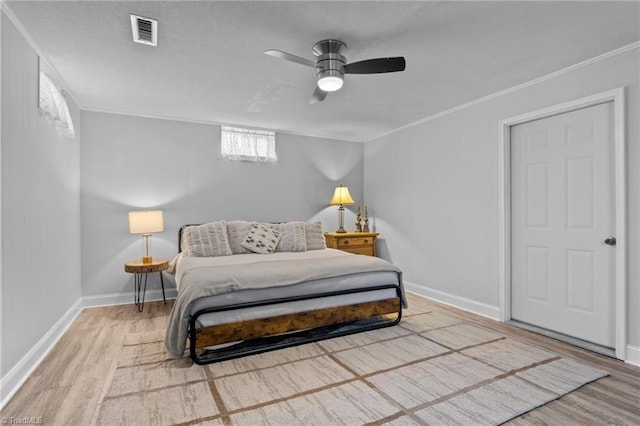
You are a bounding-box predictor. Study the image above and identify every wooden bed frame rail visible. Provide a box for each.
[188,284,403,365]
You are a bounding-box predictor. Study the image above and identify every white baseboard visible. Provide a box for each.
[404,281,501,321]
[0,288,178,409]
[82,288,177,308]
[0,299,83,409]
[626,345,640,367]
[2,283,636,410]
[405,281,640,367]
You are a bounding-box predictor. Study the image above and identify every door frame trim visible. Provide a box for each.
[498,88,627,360]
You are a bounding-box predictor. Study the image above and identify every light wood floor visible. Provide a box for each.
[2,294,639,425]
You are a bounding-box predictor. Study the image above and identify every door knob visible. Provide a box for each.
[604,237,617,246]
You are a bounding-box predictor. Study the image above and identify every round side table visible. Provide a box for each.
[124,258,169,312]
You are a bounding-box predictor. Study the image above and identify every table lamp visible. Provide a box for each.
[329,185,355,233]
[129,210,164,264]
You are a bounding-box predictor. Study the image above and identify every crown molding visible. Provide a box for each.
[367,41,640,142]
[1,1,81,109]
[3,1,636,145]
[82,107,366,143]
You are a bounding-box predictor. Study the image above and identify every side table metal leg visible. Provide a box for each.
[134,273,142,307]
[139,273,148,312]
[159,271,166,303]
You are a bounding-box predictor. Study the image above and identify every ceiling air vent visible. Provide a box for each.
[130,14,158,46]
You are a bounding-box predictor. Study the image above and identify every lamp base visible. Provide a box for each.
[335,204,349,233]
[142,256,153,264]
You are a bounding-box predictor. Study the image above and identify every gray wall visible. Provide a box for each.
[1,12,82,378]
[364,48,639,347]
[80,111,364,296]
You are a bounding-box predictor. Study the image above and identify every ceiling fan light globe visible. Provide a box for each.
[317,76,343,92]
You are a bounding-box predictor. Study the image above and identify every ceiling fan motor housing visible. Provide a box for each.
[313,39,346,85]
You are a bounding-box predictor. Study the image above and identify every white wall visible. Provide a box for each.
[80,111,364,297]
[364,47,640,347]
[1,11,82,384]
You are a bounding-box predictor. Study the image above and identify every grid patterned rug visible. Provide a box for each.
[95,308,607,425]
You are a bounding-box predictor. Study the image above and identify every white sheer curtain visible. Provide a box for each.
[39,71,75,138]
[221,126,277,162]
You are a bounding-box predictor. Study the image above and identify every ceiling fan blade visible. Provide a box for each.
[344,57,406,74]
[264,49,315,68]
[309,86,328,104]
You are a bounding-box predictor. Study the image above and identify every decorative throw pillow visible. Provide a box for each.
[305,221,326,250]
[181,221,232,257]
[226,220,253,254]
[270,222,307,252]
[240,222,282,254]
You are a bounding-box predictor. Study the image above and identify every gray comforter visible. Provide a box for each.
[165,254,404,358]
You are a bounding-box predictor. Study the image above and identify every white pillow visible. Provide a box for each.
[270,222,307,252]
[305,222,326,250]
[241,222,282,254]
[181,221,232,257]
[227,220,253,254]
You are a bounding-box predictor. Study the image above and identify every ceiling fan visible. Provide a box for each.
[264,39,406,104]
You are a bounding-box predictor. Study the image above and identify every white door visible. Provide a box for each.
[511,101,615,348]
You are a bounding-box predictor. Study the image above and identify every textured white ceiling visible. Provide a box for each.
[5,1,640,141]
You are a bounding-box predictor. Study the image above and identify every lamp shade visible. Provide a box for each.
[129,210,164,234]
[329,186,355,206]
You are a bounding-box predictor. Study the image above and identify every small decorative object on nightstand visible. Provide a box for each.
[324,231,379,256]
[355,204,362,232]
[363,205,370,232]
[124,258,169,312]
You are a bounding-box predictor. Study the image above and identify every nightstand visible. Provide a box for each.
[324,232,379,256]
[124,258,169,312]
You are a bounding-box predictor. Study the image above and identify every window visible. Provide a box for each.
[38,70,75,138]
[221,126,277,162]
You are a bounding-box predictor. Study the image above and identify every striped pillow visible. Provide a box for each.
[181,221,232,257]
[270,222,307,252]
[305,222,326,250]
[227,220,253,254]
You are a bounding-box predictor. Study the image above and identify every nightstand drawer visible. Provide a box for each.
[337,237,373,247]
[343,246,375,256]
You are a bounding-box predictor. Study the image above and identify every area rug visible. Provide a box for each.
[94,309,607,425]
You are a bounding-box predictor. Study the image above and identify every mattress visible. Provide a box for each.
[172,248,385,290]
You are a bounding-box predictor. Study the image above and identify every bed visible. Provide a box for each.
[165,220,406,365]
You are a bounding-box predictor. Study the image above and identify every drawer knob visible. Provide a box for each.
[364,240,368,243]
[344,240,349,245]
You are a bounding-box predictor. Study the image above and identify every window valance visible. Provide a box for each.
[39,71,75,138]
[221,126,277,162]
